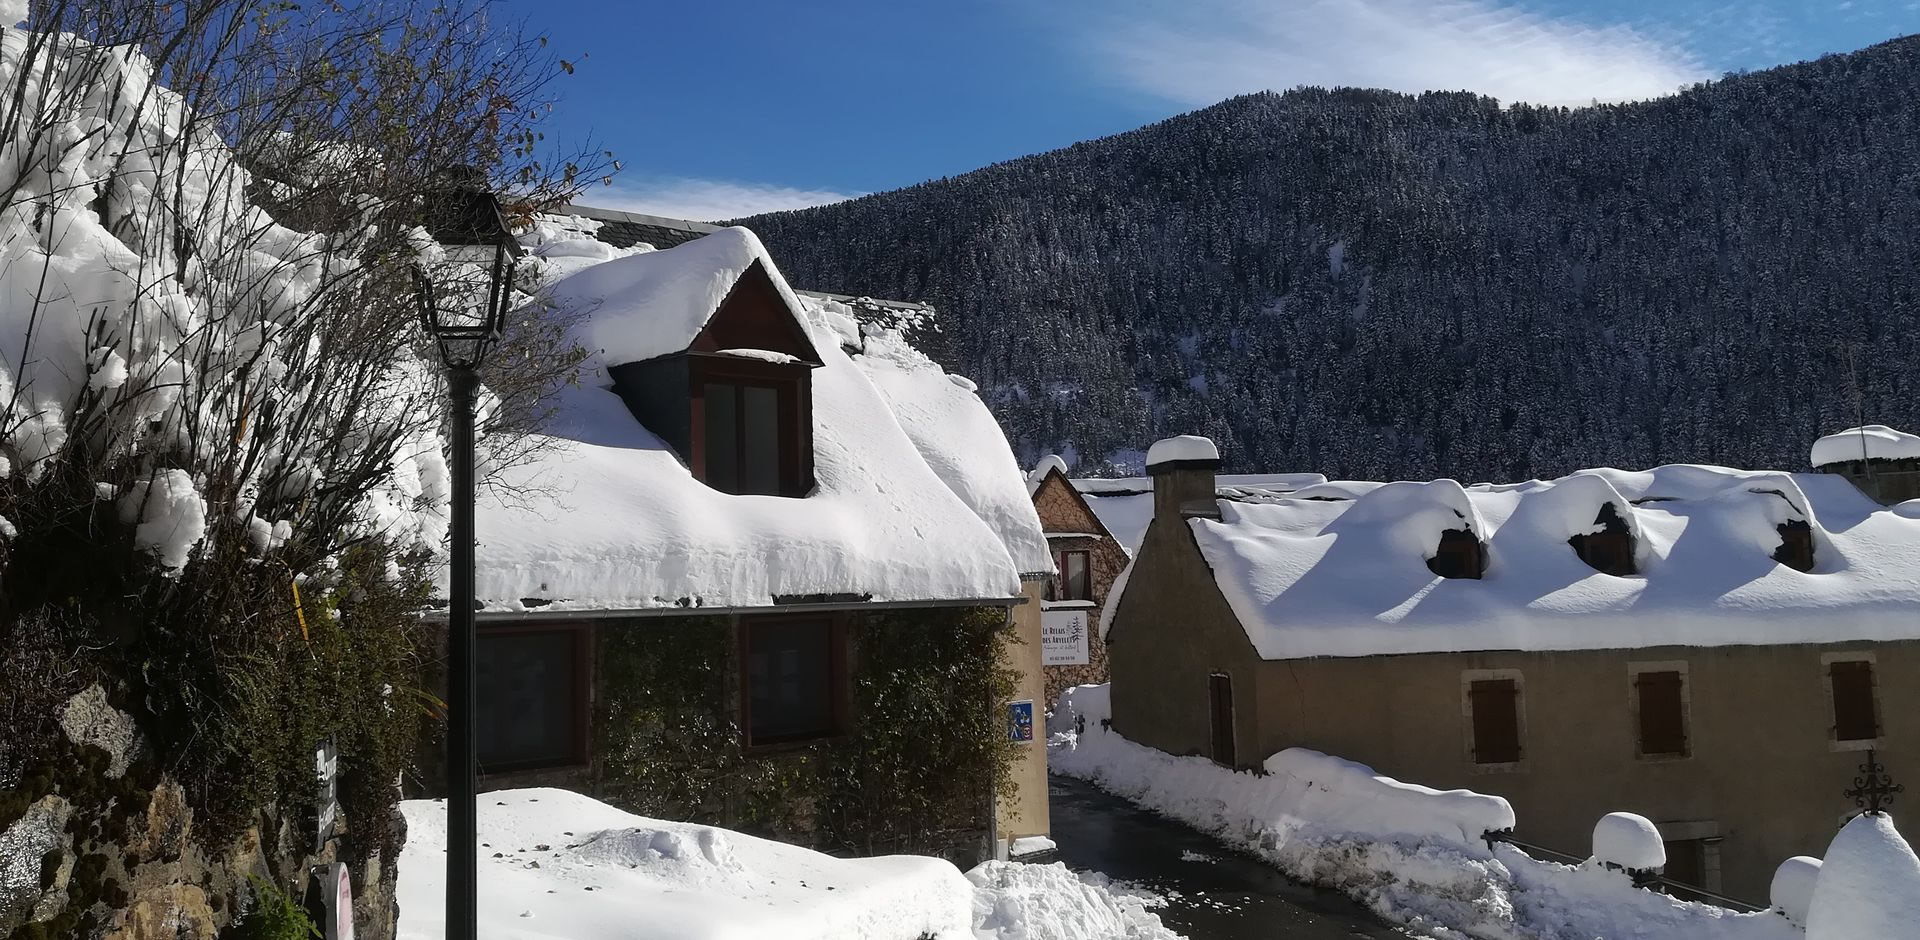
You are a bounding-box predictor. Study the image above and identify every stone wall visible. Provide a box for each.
[0,685,395,940]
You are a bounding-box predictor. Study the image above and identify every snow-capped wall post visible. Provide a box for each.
[1803,813,1920,938]
[1146,435,1221,523]
[1590,812,1667,888]
[1769,856,1822,928]
[414,173,524,940]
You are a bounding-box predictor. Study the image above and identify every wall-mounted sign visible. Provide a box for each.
[1008,700,1035,743]
[312,739,339,852]
[1041,608,1090,666]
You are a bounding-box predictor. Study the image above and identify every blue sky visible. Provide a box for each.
[528,0,1918,220]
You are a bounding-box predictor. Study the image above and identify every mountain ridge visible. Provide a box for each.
[743,34,1920,480]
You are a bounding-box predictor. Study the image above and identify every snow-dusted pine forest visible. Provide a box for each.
[745,35,1920,481]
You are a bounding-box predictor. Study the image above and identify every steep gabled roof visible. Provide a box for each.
[465,228,1032,612]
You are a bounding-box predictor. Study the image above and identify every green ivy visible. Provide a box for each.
[595,607,1019,858]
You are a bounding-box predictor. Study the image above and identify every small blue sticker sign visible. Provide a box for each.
[1008,700,1034,742]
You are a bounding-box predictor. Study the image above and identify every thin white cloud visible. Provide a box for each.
[584,177,858,222]
[1068,0,1712,106]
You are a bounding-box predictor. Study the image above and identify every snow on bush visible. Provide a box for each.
[397,788,975,940]
[116,469,206,572]
[968,861,1180,940]
[1804,813,1920,939]
[1592,812,1666,871]
[1768,855,1821,928]
[1051,685,1797,940]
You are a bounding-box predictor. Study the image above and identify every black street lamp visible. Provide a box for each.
[413,168,521,940]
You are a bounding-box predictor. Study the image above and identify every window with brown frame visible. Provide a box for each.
[476,626,590,772]
[1830,659,1879,741]
[741,617,847,746]
[1048,550,1092,602]
[690,356,810,498]
[1469,678,1523,764]
[1635,670,1688,757]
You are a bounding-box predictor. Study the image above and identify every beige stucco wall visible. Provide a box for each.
[1246,642,1920,901]
[1107,500,1920,901]
[1106,496,1265,767]
[996,578,1051,848]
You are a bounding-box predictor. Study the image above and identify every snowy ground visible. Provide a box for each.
[1048,686,1798,940]
[395,787,1184,940]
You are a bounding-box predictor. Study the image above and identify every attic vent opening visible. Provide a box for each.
[1568,502,1636,576]
[1427,528,1486,580]
[1774,519,1816,572]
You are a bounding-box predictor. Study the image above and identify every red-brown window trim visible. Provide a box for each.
[688,353,814,498]
[737,613,851,750]
[475,621,593,775]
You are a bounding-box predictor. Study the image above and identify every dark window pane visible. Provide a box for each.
[1832,660,1878,741]
[704,382,738,493]
[1063,551,1091,600]
[1636,671,1687,756]
[748,620,834,743]
[742,385,780,495]
[477,631,580,770]
[1470,678,1521,763]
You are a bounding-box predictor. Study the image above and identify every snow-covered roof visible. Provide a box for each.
[1177,464,1920,659]
[1070,472,1330,555]
[554,226,820,377]
[1810,425,1920,468]
[843,308,1052,579]
[467,228,1030,611]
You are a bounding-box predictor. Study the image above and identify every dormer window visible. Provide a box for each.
[1774,520,1816,572]
[692,356,809,496]
[1428,528,1486,579]
[604,255,821,498]
[1569,502,1636,576]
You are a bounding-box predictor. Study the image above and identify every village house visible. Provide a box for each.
[1025,455,1323,704]
[451,220,1055,864]
[1102,433,1920,902]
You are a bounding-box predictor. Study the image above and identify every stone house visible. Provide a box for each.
[452,223,1054,863]
[1104,434,1920,902]
[1024,458,1130,706]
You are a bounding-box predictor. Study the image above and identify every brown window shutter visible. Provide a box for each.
[1469,679,1521,763]
[1635,671,1687,756]
[1831,660,1879,741]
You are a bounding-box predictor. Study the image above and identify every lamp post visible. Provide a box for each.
[413,168,521,940]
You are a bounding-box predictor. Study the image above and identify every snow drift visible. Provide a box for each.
[1050,685,1798,940]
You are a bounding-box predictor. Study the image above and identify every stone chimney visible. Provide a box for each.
[1147,435,1221,522]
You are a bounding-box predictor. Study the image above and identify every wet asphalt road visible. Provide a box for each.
[1046,775,1406,939]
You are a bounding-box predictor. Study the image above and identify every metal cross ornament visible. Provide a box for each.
[1844,748,1904,814]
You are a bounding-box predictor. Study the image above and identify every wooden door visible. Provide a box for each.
[1208,672,1236,767]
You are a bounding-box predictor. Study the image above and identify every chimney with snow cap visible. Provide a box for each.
[1147,435,1221,522]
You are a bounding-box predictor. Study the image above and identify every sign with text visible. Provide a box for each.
[312,739,339,853]
[1041,608,1090,666]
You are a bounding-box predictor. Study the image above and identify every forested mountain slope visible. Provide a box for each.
[744,36,1920,480]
